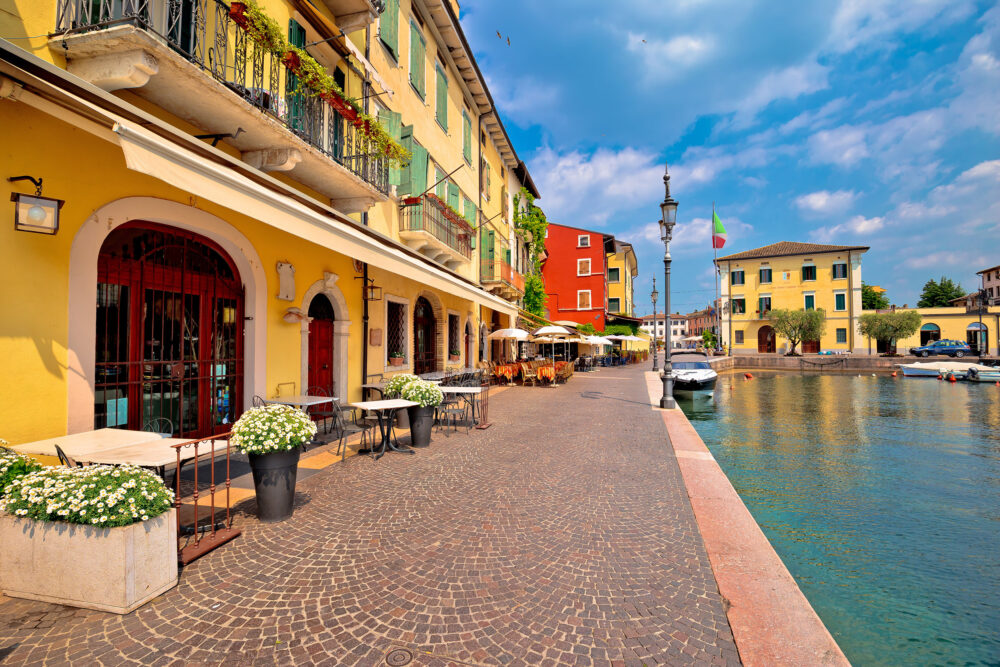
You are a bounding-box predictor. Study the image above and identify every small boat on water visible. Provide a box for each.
[965,366,1000,382]
[670,353,718,391]
[898,361,994,379]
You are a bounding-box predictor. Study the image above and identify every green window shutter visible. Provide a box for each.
[447,182,460,211]
[462,111,472,163]
[409,145,428,196]
[287,20,307,129]
[435,65,448,130]
[379,0,399,58]
[397,125,414,194]
[409,22,425,98]
[463,196,475,225]
[380,110,403,187]
[759,297,765,314]
[503,247,511,264]
[435,168,446,198]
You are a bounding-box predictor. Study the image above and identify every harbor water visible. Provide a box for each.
[678,371,1000,666]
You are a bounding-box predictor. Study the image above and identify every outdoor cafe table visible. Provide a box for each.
[349,399,418,459]
[438,386,483,424]
[266,395,336,409]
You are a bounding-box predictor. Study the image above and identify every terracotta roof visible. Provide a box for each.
[977,265,1000,275]
[716,241,869,261]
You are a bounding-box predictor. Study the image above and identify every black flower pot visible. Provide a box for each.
[395,406,410,429]
[407,405,435,448]
[248,447,301,522]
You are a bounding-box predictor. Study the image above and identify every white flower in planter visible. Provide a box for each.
[400,380,444,408]
[231,404,317,455]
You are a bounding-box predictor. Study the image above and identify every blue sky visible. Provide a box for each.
[458,0,1000,314]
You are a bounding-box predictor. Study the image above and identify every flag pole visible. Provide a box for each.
[713,202,720,352]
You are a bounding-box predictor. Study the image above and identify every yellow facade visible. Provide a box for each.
[717,243,867,354]
[0,0,534,443]
[606,242,637,317]
[864,307,999,356]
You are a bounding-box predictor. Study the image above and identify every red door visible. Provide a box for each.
[758,325,776,353]
[307,294,335,394]
[802,339,820,354]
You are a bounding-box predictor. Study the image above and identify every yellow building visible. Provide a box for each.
[0,0,536,443]
[716,242,868,354]
[865,307,999,356]
[606,240,637,317]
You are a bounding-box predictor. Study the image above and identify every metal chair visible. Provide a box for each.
[252,395,267,408]
[438,395,470,434]
[307,385,337,434]
[142,417,174,436]
[331,401,373,461]
[54,445,82,468]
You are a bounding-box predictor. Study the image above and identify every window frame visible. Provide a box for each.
[802,264,817,282]
[731,297,746,314]
[832,262,848,280]
[607,267,621,283]
[758,294,772,315]
[804,292,816,311]
[836,328,847,344]
[577,234,591,248]
[577,290,592,309]
[384,295,410,370]
[734,330,744,344]
[834,290,847,312]
[577,258,591,276]
[731,270,745,286]
[608,297,621,313]
[759,267,772,284]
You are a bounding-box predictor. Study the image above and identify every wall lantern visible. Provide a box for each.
[9,176,62,235]
[364,282,383,302]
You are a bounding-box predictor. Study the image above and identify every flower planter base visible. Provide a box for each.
[248,447,301,523]
[407,405,435,447]
[389,357,405,366]
[0,510,178,614]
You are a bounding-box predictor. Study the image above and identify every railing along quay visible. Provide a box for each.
[55,0,389,194]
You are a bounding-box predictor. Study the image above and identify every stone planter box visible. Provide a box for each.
[0,509,178,614]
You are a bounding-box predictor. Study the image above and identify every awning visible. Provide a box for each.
[113,120,516,319]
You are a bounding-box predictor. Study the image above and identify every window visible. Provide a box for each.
[758,295,771,315]
[480,158,490,200]
[735,330,744,344]
[378,0,399,59]
[446,181,460,211]
[434,63,448,130]
[802,265,817,281]
[408,21,425,98]
[608,298,621,313]
[607,267,620,283]
[832,263,848,279]
[434,166,446,198]
[731,270,745,286]
[577,258,591,276]
[577,235,590,248]
[835,291,847,311]
[386,300,407,364]
[804,293,815,310]
[731,298,746,314]
[759,267,772,283]
[448,314,460,356]
[463,196,476,226]
[836,328,847,344]
[577,290,591,309]
[462,110,471,164]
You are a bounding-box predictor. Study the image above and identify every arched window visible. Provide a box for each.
[920,323,940,345]
[967,322,988,354]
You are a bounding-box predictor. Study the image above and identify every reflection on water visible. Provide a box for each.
[679,372,1000,667]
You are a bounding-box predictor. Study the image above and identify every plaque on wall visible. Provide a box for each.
[369,328,382,346]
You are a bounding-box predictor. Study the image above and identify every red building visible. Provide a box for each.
[540,223,614,330]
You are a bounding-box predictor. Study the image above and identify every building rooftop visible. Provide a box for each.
[716,241,869,262]
[977,265,1000,275]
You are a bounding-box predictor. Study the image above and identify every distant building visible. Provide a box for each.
[606,241,638,317]
[978,264,1000,306]
[639,313,687,347]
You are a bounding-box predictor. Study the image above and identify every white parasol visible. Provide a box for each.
[487,328,529,340]
[530,325,575,384]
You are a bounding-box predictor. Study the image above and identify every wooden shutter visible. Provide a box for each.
[409,145,428,196]
[287,20,306,128]
[434,168,446,198]
[379,0,399,58]
[447,182,460,210]
[463,196,475,225]
[462,111,472,163]
[409,22,425,98]
[380,110,403,187]
[435,65,448,130]
[397,124,414,194]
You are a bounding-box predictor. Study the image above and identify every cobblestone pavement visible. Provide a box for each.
[0,364,740,666]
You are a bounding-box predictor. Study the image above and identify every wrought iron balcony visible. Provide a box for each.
[399,194,472,268]
[481,257,524,299]
[55,0,389,211]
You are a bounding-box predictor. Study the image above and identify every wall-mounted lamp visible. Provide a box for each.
[356,275,382,301]
[9,176,62,235]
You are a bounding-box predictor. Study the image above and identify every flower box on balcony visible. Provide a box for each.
[229,2,249,29]
[0,509,178,614]
[402,196,422,206]
[281,50,301,71]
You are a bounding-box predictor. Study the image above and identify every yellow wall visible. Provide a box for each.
[606,248,636,317]
[865,307,999,355]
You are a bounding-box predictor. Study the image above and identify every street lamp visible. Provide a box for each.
[658,162,678,410]
[650,277,659,371]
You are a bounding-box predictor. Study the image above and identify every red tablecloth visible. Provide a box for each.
[494,363,521,380]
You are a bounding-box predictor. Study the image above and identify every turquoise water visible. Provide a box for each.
[678,372,1000,666]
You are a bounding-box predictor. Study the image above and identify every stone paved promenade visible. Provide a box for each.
[0,364,741,666]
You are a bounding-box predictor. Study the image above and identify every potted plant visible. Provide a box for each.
[449,349,461,362]
[384,373,419,429]
[231,404,316,522]
[0,464,177,613]
[389,351,405,366]
[0,444,42,495]
[401,380,443,448]
[229,1,249,28]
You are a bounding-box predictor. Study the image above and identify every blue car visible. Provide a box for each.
[909,339,972,357]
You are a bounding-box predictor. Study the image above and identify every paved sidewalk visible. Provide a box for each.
[0,364,740,666]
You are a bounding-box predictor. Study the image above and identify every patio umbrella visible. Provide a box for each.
[487,327,529,361]
[530,325,575,383]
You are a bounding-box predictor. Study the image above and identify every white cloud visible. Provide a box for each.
[810,215,885,242]
[729,61,830,128]
[780,97,850,135]
[633,215,753,252]
[807,124,869,167]
[900,250,990,270]
[484,74,560,127]
[626,32,715,81]
[672,134,795,188]
[795,190,858,216]
[827,0,977,54]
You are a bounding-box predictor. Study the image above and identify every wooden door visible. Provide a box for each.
[758,326,776,353]
[307,294,335,394]
[414,297,437,374]
[801,339,820,354]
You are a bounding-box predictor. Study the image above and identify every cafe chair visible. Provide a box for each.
[332,402,373,461]
[54,445,83,468]
[142,417,174,436]
[307,385,337,435]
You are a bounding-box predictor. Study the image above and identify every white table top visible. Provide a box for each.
[81,438,216,468]
[438,386,482,394]
[350,399,419,411]
[12,428,165,457]
[267,395,337,407]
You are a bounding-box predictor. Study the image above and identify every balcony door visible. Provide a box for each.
[413,297,437,375]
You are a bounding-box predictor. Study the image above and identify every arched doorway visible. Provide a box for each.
[96,222,243,437]
[307,294,335,394]
[920,323,940,345]
[967,323,987,355]
[413,297,437,374]
[758,325,776,353]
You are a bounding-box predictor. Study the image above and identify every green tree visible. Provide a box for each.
[917,277,965,308]
[701,330,717,349]
[513,187,549,317]
[603,323,637,336]
[767,308,827,355]
[862,282,890,310]
[858,311,922,356]
[576,322,596,335]
[522,274,546,317]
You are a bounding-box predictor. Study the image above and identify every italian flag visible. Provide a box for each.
[712,210,727,249]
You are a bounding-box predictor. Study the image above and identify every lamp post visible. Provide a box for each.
[658,163,678,409]
[651,278,659,371]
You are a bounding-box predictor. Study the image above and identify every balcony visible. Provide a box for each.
[54,0,389,212]
[313,0,383,33]
[481,258,524,301]
[398,194,472,269]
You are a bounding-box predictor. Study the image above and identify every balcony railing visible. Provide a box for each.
[481,258,524,293]
[399,194,472,260]
[55,0,389,194]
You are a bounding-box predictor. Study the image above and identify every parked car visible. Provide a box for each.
[909,339,972,357]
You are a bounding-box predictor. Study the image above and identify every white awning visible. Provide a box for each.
[113,120,516,319]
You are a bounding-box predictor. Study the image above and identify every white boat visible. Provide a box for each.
[670,354,718,391]
[965,366,1000,382]
[898,361,993,379]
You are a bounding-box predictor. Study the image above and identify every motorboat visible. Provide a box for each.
[965,366,1000,382]
[670,354,718,391]
[898,361,993,379]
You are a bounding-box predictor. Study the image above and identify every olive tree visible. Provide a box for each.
[858,311,922,356]
[767,308,827,355]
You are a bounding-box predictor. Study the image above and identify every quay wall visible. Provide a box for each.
[706,354,945,373]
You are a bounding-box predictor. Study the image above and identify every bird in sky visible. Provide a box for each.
[496,30,502,39]
[507,36,510,46]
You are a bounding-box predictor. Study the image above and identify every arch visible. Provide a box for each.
[920,323,940,345]
[299,275,352,400]
[68,197,266,434]
[967,322,988,354]
[757,325,776,353]
[413,296,439,374]
[414,290,446,372]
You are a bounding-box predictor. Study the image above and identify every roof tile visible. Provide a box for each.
[716,241,869,261]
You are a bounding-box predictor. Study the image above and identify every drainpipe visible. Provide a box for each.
[847,250,854,353]
[360,25,372,390]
